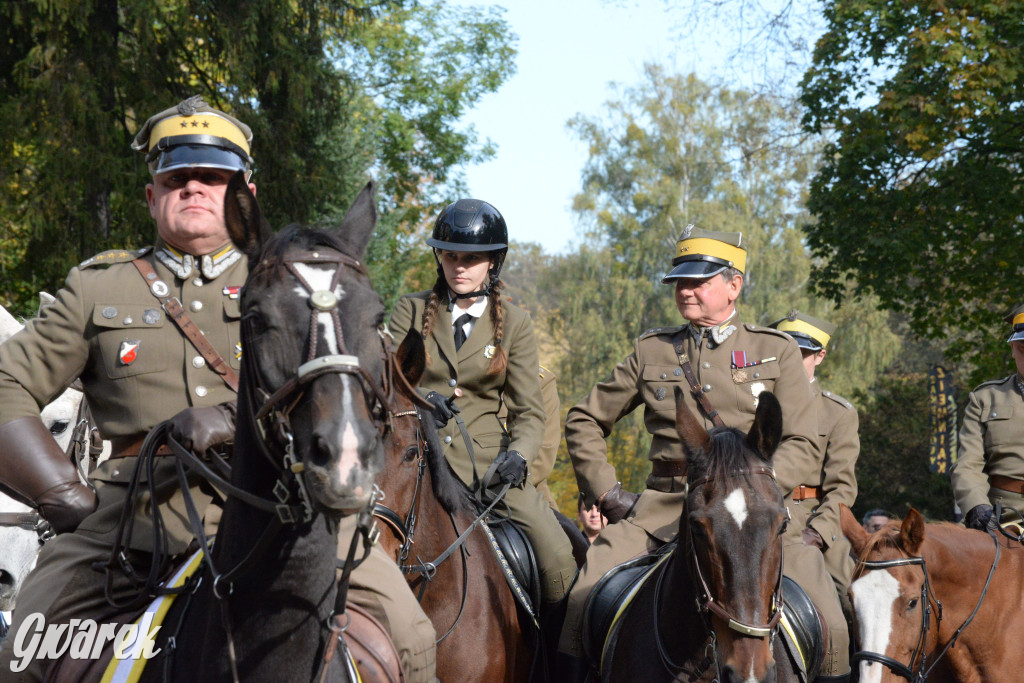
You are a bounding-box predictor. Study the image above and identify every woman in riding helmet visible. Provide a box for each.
[388,199,577,608]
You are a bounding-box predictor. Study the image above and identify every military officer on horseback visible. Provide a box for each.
[557,228,851,681]
[0,97,435,682]
[952,303,1024,531]
[770,311,859,622]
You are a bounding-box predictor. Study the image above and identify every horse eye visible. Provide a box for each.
[49,420,70,435]
[907,598,919,611]
[402,446,418,463]
[779,519,789,536]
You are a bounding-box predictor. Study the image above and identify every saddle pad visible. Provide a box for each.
[101,548,206,683]
[581,548,673,668]
[776,576,825,682]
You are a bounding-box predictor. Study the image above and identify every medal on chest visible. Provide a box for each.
[118,340,140,365]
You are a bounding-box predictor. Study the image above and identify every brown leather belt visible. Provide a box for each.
[108,436,173,459]
[651,459,688,478]
[990,475,1024,495]
[790,485,821,501]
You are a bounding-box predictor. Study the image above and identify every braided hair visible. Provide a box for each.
[420,273,508,376]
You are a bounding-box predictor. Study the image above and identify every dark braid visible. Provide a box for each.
[419,276,448,366]
[486,279,508,375]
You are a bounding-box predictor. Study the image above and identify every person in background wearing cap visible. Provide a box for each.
[771,311,859,627]
[558,227,851,682]
[952,304,1024,532]
[0,95,253,679]
[388,199,577,612]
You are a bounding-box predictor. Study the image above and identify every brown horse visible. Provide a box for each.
[841,504,1024,683]
[373,329,532,682]
[599,388,814,683]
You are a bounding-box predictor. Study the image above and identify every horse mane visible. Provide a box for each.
[250,224,349,278]
[417,408,475,514]
[689,426,768,485]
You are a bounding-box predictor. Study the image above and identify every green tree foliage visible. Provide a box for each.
[800,0,1024,385]
[0,0,514,313]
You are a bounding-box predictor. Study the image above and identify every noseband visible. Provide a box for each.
[851,526,1000,682]
[0,510,54,544]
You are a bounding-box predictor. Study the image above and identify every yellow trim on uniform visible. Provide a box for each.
[148,114,251,154]
[675,237,747,273]
[1013,312,1024,327]
[775,318,831,348]
[101,549,206,683]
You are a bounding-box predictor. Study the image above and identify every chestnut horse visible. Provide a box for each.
[600,388,813,683]
[374,329,532,682]
[841,504,1024,683]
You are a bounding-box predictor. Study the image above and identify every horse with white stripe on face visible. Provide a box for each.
[841,504,1024,683]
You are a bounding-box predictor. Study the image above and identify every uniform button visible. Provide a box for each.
[448,379,457,387]
[102,306,117,319]
[990,411,998,419]
[443,435,452,444]
[193,278,203,287]
[753,372,760,379]
[112,469,120,477]
[701,361,711,369]
[660,373,667,380]
[122,317,133,325]
[702,383,712,392]
[673,368,682,376]
[192,356,206,368]
[190,301,203,312]
[195,385,208,397]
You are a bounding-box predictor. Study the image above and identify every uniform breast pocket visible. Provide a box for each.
[731,360,781,392]
[641,364,681,412]
[223,296,242,370]
[93,304,169,379]
[982,404,1016,448]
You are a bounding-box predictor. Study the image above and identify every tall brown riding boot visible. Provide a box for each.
[0,416,98,533]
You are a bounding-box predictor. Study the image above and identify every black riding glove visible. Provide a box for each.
[493,450,528,487]
[423,391,459,429]
[599,483,639,524]
[965,504,994,531]
[167,402,236,455]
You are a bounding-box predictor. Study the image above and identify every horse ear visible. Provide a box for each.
[840,504,870,555]
[395,328,426,388]
[336,181,377,260]
[745,391,782,460]
[901,508,926,554]
[225,171,270,259]
[674,386,711,458]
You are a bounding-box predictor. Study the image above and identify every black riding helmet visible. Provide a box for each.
[427,199,508,299]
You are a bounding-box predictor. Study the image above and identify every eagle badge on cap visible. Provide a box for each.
[119,340,140,366]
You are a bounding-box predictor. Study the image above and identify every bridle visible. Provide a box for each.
[850,525,1001,682]
[654,465,784,679]
[0,509,53,545]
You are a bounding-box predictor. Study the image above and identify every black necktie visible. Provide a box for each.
[453,313,473,350]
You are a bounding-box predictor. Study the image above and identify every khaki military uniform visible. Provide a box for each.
[807,383,859,617]
[559,317,849,675]
[530,366,561,508]
[389,293,577,602]
[952,374,1024,519]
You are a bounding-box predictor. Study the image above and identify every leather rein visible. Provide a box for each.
[851,520,1003,682]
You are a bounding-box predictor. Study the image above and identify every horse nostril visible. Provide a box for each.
[312,434,333,466]
[0,569,15,594]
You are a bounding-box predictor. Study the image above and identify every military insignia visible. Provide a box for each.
[711,324,736,345]
[751,381,766,407]
[101,306,118,319]
[150,280,170,298]
[732,351,777,369]
[235,342,243,361]
[223,285,241,300]
[119,340,140,365]
[655,387,666,401]
[142,308,161,325]
[483,344,496,359]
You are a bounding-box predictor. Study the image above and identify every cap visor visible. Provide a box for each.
[151,144,250,175]
[1007,330,1024,343]
[661,260,726,283]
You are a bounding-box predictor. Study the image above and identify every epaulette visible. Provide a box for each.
[743,322,791,341]
[973,374,1016,391]
[821,390,854,410]
[538,364,554,379]
[639,325,684,341]
[79,247,152,269]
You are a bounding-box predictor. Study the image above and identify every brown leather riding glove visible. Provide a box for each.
[0,416,98,533]
[599,483,639,524]
[801,526,825,550]
[167,401,237,455]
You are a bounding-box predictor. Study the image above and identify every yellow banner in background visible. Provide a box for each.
[928,365,957,474]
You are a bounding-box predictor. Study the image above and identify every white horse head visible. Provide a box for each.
[0,295,108,612]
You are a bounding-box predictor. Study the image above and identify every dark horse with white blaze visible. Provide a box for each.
[374,329,533,681]
[47,172,405,682]
[598,388,816,683]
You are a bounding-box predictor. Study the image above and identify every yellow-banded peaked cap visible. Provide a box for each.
[1005,303,1024,343]
[132,95,253,175]
[770,310,835,351]
[662,226,746,282]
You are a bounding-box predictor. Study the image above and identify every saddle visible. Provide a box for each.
[778,576,827,682]
[482,512,541,620]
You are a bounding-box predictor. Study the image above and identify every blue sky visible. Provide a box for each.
[448,0,821,254]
